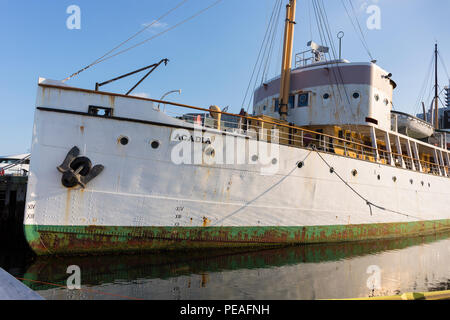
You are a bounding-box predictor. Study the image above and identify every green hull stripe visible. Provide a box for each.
[24,219,450,255]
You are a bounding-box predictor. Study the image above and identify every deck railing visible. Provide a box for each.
[167,110,449,179]
[38,83,450,179]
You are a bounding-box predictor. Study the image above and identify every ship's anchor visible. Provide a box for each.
[57,146,104,189]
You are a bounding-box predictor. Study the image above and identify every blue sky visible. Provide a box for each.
[1,0,449,155]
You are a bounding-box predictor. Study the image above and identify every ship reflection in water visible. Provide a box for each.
[5,232,450,300]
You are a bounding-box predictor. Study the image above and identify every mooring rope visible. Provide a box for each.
[313,149,425,220]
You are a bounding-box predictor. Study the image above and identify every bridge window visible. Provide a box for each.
[274,98,280,112]
[298,93,309,107]
[289,95,295,109]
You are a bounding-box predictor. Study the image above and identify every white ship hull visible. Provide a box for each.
[24,83,450,255]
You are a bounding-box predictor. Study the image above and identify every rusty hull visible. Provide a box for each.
[24,219,450,256]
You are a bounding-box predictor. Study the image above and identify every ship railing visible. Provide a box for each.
[161,102,450,178]
[295,49,323,68]
[37,83,450,178]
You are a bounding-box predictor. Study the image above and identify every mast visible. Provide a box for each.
[435,42,439,129]
[279,0,297,121]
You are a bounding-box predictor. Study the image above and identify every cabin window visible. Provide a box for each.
[88,105,113,117]
[323,93,330,100]
[352,92,360,99]
[298,93,309,107]
[289,95,295,109]
[274,99,280,112]
[263,105,267,111]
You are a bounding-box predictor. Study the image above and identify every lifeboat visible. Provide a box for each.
[392,111,435,139]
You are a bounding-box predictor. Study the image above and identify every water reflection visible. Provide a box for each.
[3,232,450,300]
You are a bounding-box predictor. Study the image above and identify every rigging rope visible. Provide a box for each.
[413,53,435,116]
[438,51,450,82]
[340,0,374,61]
[0,155,30,172]
[63,0,222,82]
[242,0,282,113]
[261,0,283,84]
[312,0,360,134]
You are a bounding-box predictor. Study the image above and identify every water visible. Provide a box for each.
[1,232,450,300]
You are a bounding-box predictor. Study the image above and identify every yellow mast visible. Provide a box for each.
[279,0,297,121]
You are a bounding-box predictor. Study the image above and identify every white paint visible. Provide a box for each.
[24,85,450,233]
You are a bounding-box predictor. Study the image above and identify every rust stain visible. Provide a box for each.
[64,189,71,225]
[202,217,212,227]
[201,273,209,287]
[109,96,116,108]
[80,126,85,134]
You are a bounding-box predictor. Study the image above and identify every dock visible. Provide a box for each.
[0,268,44,300]
[0,175,28,250]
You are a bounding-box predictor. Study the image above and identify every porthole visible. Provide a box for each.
[330,167,335,174]
[428,183,431,188]
[205,148,215,158]
[352,169,358,177]
[151,140,160,149]
[421,181,424,186]
[272,158,278,165]
[392,176,397,182]
[323,93,330,100]
[252,155,259,162]
[119,136,129,146]
[410,179,414,185]
[352,92,360,99]
[383,98,389,106]
[374,94,380,102]
[297,161,304,169]
[377,174,381,180]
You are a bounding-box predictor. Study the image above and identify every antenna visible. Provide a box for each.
[434,42,439,129]
[337,31,344,60]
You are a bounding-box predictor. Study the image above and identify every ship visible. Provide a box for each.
[24,1,450,255]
